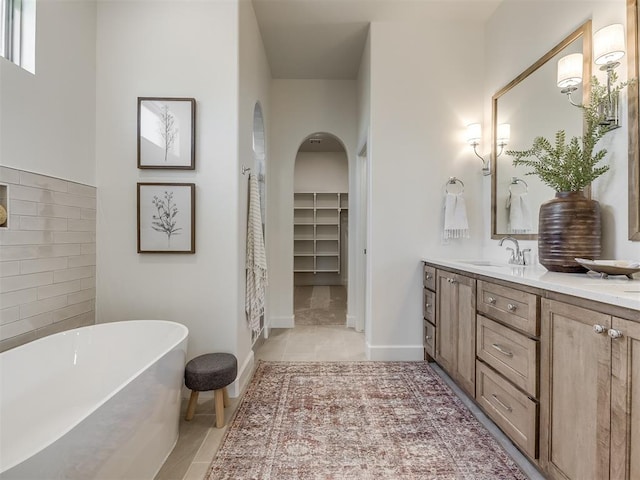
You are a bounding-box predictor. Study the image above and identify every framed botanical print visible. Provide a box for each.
[137,97,196,169]
[137,183,195,253]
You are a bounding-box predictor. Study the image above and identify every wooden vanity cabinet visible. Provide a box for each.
[435,269,476,397]
[540,298,640,480]
[476,280,540,460]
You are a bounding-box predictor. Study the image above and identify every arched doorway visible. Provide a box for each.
[252,102,267,342]
[293,132,348,326]
[253,103,266,232]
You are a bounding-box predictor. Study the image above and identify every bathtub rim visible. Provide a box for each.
[0,319,189,474]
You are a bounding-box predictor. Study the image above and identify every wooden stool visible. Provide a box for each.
[184,353,237,428]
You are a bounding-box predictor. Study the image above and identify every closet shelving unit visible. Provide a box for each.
[293,192,348,274]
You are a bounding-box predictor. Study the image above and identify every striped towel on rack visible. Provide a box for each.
[246,173,267,334]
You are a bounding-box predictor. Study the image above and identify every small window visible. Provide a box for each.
[1,0,35,73]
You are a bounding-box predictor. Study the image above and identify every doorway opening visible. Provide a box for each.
[252,102,267,345]
[293,132,348,327]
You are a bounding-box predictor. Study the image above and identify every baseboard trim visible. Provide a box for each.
[229,349,255,397]
[346,314,356,329]
[366,343,424,361]
[270,315,294,329]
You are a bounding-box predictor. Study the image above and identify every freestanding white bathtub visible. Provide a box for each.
[0,320,188,480]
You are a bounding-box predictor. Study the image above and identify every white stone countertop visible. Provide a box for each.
[422,258,640,314]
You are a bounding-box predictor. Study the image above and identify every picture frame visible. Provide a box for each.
[137,183,196,254]
[137,97,196,169]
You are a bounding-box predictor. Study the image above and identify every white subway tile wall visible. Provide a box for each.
[0,166,96,351]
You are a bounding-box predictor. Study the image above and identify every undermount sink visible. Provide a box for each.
[458,260,506,267]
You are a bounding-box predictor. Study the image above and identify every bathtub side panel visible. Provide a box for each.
[0,339,187,480]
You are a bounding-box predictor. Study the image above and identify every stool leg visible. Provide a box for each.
[185,390,199,421]
[222,387,230,408]
[214,388,225,428]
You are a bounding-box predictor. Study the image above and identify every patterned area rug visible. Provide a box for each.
[206,362,528,480]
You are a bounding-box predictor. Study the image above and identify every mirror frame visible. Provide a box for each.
[490,21,593,240]
[627,0,640,240]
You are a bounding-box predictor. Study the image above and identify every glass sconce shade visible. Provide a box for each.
[557,53,584,87]
[466,123,481,144]
[594,23,625,65]
[497,123,511,144]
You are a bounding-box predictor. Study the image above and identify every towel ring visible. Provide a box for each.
[445,177,464,194]
[509,177,528,193]
[242,166,251,175]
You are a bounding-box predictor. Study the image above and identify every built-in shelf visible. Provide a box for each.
[0,183,8,228]
[293,192,347,274]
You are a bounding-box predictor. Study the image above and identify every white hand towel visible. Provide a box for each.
[507,192,533,234]
[246,173,267,334]
[443,192,469,239]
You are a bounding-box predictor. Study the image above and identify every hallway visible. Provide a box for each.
[294,285,347,325]
[257,285,364,360]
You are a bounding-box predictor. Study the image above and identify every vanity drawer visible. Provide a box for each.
[478,280,539,336]
[424,320,435,358]
[476,361,538,459]
[423,288,435,323]
[477,315,538,397]
[423,264,436,290]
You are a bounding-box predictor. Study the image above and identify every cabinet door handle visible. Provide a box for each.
[608,329,623,339]
[491,394,513,412]
[593,324,607,334]
[487,296,497,305]
[448,278,457,284]
[507,303,517,312]
[491,343,514,357]
[425,335,432,340]
[426,274,432,280]
[425,303,432,309]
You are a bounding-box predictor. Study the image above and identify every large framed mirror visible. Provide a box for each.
[628,0,640,240]
[491,21,592,239]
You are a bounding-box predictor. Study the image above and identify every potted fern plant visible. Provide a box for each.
[506,76,628,272]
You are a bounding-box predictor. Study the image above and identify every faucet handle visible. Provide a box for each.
[520,248,531,265]
[505,247,516,264]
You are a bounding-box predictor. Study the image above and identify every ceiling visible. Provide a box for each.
[251,0,502,79]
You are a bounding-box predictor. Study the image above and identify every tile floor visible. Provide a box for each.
[294,285,347,325]
[156,284,543,480]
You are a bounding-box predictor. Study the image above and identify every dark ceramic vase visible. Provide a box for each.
[538,191,602,273]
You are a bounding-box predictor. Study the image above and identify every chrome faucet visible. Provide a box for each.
[498,236,530,265]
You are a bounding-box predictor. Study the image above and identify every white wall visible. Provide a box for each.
[366,20,485,359]
[267,80,357,328]
[0,0,96,186]
[237,0,271,380]
[483,0,638,260]
[294,152,349,192]
[95,1,241,365]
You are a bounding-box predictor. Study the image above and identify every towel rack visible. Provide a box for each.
[509,177,528,193]
[445,177,464,194]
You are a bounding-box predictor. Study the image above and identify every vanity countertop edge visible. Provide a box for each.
[422,258,640,315]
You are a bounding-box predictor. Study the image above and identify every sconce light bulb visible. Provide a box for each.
[557,53,583,88]
[465,123,481,145]
[594,23,625,65]
[497,123,511,145]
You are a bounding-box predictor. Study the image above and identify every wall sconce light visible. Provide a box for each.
[557,53,583,106]
[466,123,510,176]
[594,23,625,128]
[496,123,511,155]
[557,24,626,128]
